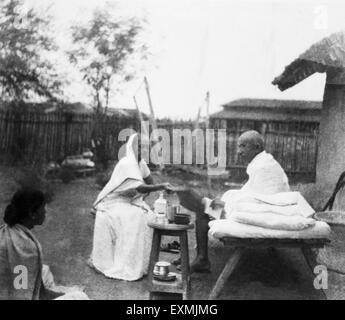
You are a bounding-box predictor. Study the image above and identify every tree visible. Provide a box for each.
[68,6,148,170]
[69,7,148,113]
[0,0,62,102]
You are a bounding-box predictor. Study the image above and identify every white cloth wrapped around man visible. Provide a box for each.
[206,151,330,239]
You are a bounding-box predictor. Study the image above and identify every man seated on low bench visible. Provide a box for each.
[169,130,292,273]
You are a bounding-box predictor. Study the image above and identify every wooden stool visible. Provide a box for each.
[147,221,194,300]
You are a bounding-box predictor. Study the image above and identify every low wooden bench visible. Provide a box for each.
[208,237,331,300]
[74,168,96,177]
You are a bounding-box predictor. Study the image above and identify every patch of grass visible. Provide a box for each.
[95,170,112,189]
[59,167,76,184]
[15,167,55,203]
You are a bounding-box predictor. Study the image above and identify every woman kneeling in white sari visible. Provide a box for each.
[90,133,171,281]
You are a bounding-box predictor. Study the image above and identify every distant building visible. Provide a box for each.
[105,107,148,120]
[209,98,322,181]
[210,98,321,133]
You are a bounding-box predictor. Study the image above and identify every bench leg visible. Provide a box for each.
[208,247,244,300]
[301,246,318,272]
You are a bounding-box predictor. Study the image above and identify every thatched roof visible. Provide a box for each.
[273,31,345,91]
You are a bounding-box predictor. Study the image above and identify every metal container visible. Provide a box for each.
[167,205,180,223]
[154,261,171,276]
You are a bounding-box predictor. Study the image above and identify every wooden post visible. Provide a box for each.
[105,76,110,115]
[205,91,210,128]
[205,91,211,193]
[144,76,164,169]
[194,106,201,130]
[133,96,148,135]
[144,77,157,130]
[193,106,202,166]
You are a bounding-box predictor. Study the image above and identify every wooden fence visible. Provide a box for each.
[211,119,319,181]
[156,119,318,180]
[0,109,319,181]
[0,110,140,164]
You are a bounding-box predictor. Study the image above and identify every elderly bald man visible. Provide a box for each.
[169,130,290,273]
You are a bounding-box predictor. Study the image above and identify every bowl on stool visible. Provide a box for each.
[174,213,190,225]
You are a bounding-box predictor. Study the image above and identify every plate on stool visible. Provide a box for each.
[153,272,177,282]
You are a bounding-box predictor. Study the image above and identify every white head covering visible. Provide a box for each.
[94,133,150,206]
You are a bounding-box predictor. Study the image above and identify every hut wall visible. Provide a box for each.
[316,82,345,186]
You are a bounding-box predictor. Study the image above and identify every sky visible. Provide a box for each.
[24,0,345,119]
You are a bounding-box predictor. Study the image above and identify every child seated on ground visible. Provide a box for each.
[0,188,88,300]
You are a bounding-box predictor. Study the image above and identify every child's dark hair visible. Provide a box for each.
[4,188,46,227]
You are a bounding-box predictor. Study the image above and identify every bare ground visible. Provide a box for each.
[0,166,341,300]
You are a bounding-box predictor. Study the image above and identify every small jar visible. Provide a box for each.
[156,212,167,224]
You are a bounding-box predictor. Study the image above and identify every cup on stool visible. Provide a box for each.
[167,205,180,223]
[154,261,171,277]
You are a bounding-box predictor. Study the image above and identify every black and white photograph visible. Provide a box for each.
[0,0,344,304]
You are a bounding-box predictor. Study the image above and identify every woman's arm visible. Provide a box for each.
[136,182,171,194]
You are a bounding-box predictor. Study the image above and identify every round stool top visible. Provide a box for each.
[148,220,194,231]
